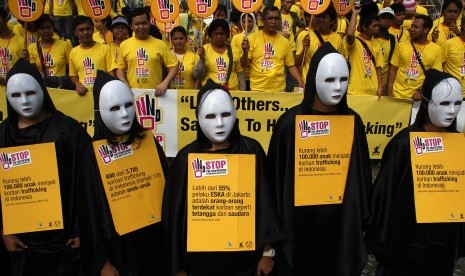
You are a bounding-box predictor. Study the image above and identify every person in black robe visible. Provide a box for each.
[366,69,465,275]
[78,70,169,276]
[267,43,372,276]
[163,79,283,276]
[0,58,91,275]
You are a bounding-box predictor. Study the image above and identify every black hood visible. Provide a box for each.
[196,79,241,149]
[301,42,349,115]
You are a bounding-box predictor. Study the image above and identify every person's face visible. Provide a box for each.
[131,13,150,39]
[214,10,227,20]
[6,74,44,119]
[263,10,280,34]
[282,0,294,12]
[442,3,461,24]
[314,53,349,106]
[315,13,334,32]
[99,80,135,135]
[409,18,427,40]
[393,11,405,25]
[37,20,54,41]
[112,24,129,41]
[428,78,462,128]
[171,31,187,50]
[74,21,94,44]
[198,89,236,147]
[94,19,103,31]
[210,27,227,46]
[242,16,254,33]
[363,19,379,37]
[378,15,393,29]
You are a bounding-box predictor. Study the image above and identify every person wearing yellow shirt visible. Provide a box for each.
[388,15,442,100]
[69,16,116,94]
[389,3,411,42]
[346,3,383,97]
[241,6,304,92]
[295,6,346,85]
[93,16,113,44]
[109,16,130,63]
[429,0,462,46]
[116,8,178,96]
[0,8,24,85]
[281,0,303,51]
[170,26,199,90]
[376,7,397,92]
[50,0,75,40]
[336,16,349,38]
[442,18,465,98]
[12,22,39,47]
[194,19,245,91]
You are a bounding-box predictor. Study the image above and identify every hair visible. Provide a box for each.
[230,7,241,23]
[214,4,228,17]
[415,14,433,30]
[359,2,379,31]
[170,26,187,38]
[130,7,151,23]
[100,15,112,30]
[442,0,463,12]
[390,3,406,13]
[34,14,54,29]
[319,3,337,22]
[263,5,281,18]
[0,8,7,20]
[73,16,94,30]
[207,19,230,38]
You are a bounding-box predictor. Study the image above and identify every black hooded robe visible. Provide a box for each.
[267,43,372,276]
[162,80,283,276]
[0,59,93,276]
[78,70,169,276]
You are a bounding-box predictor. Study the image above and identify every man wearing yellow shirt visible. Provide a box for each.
[346,3,383,96]
[389,3,410,42]
[442,18,465,98]
[69,16,116,94]
[388,15,442,100]
[0,8,24,85]
[429,0,462,46]
[50,0,75,40]
[241,6,303,92]
[116,8,178,96]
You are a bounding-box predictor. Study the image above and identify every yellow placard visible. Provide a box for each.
[0,143,63,235]
[8,0,44,22]
[155,17,181,34]
[294,115,354,206]
[232,0,264,13]
[187,0,218,18]
[93,137,165,235]
[410,132,465,223]
[332,0,354,15]
[81,0,112,20]
[187,154,256,252]
[300,0,331,15]
[151,0,180,23]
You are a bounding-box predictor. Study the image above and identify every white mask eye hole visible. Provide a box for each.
[341,77,348,82]
[26,91,37,96]
[205,114,216,119]
[110,106,120,112]
[125,102,133,108]
[10,92,21,98]
[454,101,462,106]
[325,78,335,83]
[221,112,231,118]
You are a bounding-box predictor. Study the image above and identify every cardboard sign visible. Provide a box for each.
[232,0,263,13]
[410,132,465,223]
[332,0,354,15]
[151,0,180,24]
[93,137,165,235]
[187,153,256,252]
[187,0,218,18]
[0,143,63,235]
[81,0,112,20]
[294,115,354,206]
[8,0,44,22]
[300,0,331,15]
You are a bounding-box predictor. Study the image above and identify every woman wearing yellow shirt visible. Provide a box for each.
[194,19,245,91]
[430,0,462,46]
[93,16,113,44]
[109,16,130,63]
[169,26,199,90]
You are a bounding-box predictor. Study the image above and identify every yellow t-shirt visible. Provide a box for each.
[118,36,178,89]
[416,5,428,16]
[346,36,384,95]
[389,26,410,43]
[442,36,465,97]
[375,36,397,86]
[336,17,349,36]
[391,40,442,99]
[109,42,120,64]
[69,42,116,91]
[28,39,72,77]
[281,13,296,51]
[231,33,252,79]
[74,0,87,16]
[0,34,25,78]
[296,29,346,84]
[429,19,459,47]
[247,31,295,92]
[291,4,301,16]
[93,31,113,44]
[201,44,243,91]
[274,0,281,9]
[170,51,198,89]
[12,25,39,47]
[53,0,73,16]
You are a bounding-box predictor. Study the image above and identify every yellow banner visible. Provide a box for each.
[410,132,465,223]
[0,143,63,235]
[187,154,256,252]
[93,137,165,235]
[294,115,354,206]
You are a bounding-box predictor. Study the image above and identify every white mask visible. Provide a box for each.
[198,89,236,146]
[6,73,44,119]
[99,80,135,134]
[428,78,462,128]
[315,53,349,106]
